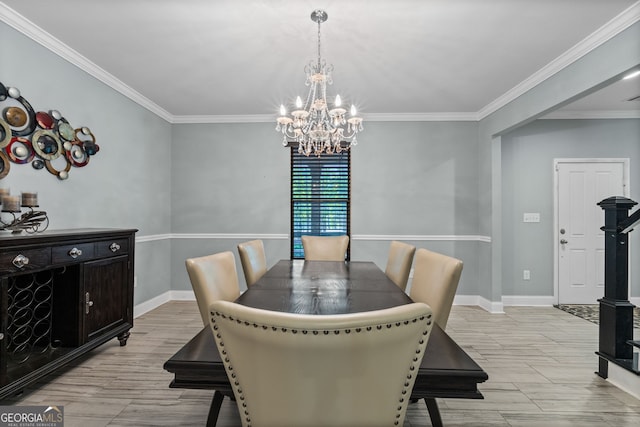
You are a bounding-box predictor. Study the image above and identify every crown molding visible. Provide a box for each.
[540,110,640,120]
[171,112,480,124]
[362,112,479,122]
[171,114,274,124]
[477,1,640,120]
[2,1,638,125]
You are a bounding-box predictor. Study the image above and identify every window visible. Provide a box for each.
[290,148,351,259]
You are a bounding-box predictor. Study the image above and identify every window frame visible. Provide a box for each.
[290,145,351,260]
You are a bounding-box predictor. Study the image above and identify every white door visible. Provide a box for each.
[556,160,626,304]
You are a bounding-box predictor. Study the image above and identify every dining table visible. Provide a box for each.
[164,259,488,427]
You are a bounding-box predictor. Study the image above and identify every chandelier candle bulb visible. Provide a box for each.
[21,192,38,207]
[0,188,9,200]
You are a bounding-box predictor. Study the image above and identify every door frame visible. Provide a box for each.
[553,158,630,305]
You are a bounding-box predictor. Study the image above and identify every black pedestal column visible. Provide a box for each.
[596,196,638,378]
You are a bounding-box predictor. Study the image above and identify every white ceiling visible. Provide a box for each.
[1,0,639,122]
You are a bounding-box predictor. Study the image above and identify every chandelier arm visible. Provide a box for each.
[321,79,328,116]
[307,82,316,112]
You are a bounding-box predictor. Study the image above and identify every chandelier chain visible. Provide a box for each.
[316,16,322,69]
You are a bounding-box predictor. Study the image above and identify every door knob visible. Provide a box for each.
[560,239,568,244]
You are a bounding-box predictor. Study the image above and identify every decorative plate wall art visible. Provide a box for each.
[0,80,99,180]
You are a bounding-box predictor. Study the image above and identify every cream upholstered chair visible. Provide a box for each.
[301,235,349,261]
[209,300,433,427]
[409,248,463,330]
[237,239,267,287]
[185,251,241,327]
[385,240,416,291]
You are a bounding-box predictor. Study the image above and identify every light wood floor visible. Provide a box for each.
[3,301,640,426]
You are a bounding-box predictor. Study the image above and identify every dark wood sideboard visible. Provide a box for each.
[0,228,137,400]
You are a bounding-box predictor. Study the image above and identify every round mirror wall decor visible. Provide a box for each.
[0,80,100,180]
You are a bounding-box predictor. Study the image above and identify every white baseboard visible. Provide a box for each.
[453,295,504,314]
[168,290,198,301]
[502,295,556,307]
[134,293,636,318]
[134,290,195,318]
[607,361,640,400]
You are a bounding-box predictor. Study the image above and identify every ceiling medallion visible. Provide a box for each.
[276,10,363,156]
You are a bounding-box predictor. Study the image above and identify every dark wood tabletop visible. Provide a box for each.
[164,259,488,427]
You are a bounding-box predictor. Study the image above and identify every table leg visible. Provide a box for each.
[206,390,225,427]
[425,397,443,427]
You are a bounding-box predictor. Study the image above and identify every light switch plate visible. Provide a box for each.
[523,212,540,223]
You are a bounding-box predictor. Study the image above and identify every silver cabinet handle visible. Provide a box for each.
[110,242,121,252]
[68,247,83,258]
[85,292,94,314]
[12,254,30,268]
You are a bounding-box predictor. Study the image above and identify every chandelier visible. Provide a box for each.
[276,10,363,156]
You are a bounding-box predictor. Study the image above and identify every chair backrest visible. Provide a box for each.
[185,251,240,327]
[409,248,463,330]
[237,239,267,287]
[384,240,416,291]
[209,300,433,427]
[301,235,349,261]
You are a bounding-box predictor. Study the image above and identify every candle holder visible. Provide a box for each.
[0,208,49,234]
[0,190,49,234]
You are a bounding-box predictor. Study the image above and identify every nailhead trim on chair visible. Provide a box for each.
[210,311,432,427]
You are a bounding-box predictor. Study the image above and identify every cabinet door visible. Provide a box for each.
[83,256,130,342]
[0,278,6,386]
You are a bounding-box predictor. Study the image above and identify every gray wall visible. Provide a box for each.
[351,122,479,236]
[502,119,640,297]
[170,122,291,290]
[351,121,481,296]
[0,22,173,305]
[170,120,482,293]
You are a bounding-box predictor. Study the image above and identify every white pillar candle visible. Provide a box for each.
[0,188,9,200]
[21,192,38,207]
[1,195,21,212]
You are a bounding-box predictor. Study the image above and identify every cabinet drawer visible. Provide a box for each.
[51,243,95,264]
[0,247,51,274]
[95,238,129,258]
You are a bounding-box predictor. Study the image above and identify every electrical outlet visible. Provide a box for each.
[523,213,540,223]
[523,270,530,280]
[134,276,138,288]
